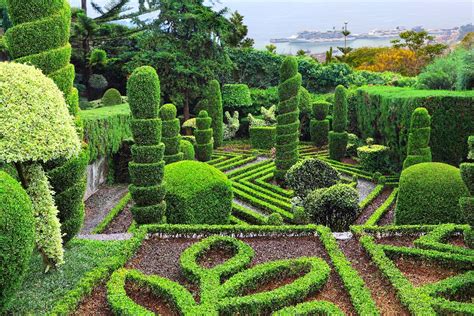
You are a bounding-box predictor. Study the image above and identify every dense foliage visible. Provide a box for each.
[403,107,432,169]
[0,171,34,312]
[127,66,166,224]
[329,85,348,161]
[396,162,469,225]
[201,80,224,148]
[357,144,390,172]
[274,56,301,181]
[222,83,253,115]
[310,101,330,147]
[250,126,276,150]
[180,140,195,161]
[101,88,122,107]
[160,103,184,164]
[195,111,214,162]
[164,161,233,224]
[286,158,340,198]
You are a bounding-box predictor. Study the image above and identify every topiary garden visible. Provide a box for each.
[1,2,473,315]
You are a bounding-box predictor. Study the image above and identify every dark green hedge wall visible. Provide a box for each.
[250,126,276,150]
[350,86,474,167]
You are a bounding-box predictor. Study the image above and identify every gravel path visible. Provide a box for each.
[77,233,132,241]
[81,184,129,234]
[356,178,377,203]
[233,198,268,217]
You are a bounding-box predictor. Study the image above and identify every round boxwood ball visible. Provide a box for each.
[160,103,177,121]
[164,161,233,224]
[0,171,35,311]
[395,162,469,225]
[303,184,359,232]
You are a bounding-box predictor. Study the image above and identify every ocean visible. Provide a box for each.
[70,0,473,54]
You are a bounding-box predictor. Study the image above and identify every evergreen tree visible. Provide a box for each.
[202,80,224,148]
[328,85,348,160]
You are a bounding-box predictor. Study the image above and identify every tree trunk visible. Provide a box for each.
[82,0,87,14]
[183,95,192,135]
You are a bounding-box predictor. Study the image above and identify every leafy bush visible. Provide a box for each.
[180,139,195,161]
[396,162,469,225]
[160,103,184,164]
[351,86,474,167]
[286,158,340,198]
[89,74,108,90]
[403,107,432,169]
[101,88,122,107]
[310,101,330,147]
[303,184,359,231]
[250,126,276,150]
[250,87,278,111]
[357,144,390,173]
[329,85,348,160]
[266,213,284,225]
[0,172,35,312]
[195,110,213,162]
[127,66,166,224]
[201,80,224,148]
[274,57,301,181]
[164,161,233,224]
[222,84,252,114]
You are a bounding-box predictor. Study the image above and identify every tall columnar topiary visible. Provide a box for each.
[5,0,87,244]
[460,136,474,247]
[403,107,432,169]
[328,85,348,161]
[310,101,330,147]
[0,62,81,268]
[0,172,35,312]
[203,80,224,148]
[274,56,301,181]
[160,103,184,164]
[195,110,214,162]
[127,66,166,225]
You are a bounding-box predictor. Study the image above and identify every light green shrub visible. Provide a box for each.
[102,88,122,107]
[180,139,195,160]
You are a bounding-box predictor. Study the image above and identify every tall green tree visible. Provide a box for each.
[391,30,447,61]
[224,11,254,48]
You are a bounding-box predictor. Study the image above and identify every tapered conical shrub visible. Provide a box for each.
[403,107,432,169]
[203,80,223,148]
[5,0,87,243]
[160,103,184,164]
[310,101,330,147]
[127,66,166,224]
[274,56,301,181]
[195,110,214,162]
[329,85,348,161]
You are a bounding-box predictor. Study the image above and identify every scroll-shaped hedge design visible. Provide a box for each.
[107,235,340,315]
[195,110,214,162]
[274,57,302,181]
[160,103,184,164]
[5,0,86,243]
[128,66,166,224]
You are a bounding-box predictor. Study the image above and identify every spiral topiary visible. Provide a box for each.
[403,107,432,170]
[328,85,348,161]
[127,66,166,224]
[160,103,184,164]
[310,101,330,147]
[0,171,35,312]
[203,80,224,148]
[5,0,87,244]
[274,56,301,181]
[195,110,214,162]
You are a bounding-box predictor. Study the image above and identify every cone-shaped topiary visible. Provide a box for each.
[0,171,35,312]
[160,103,184,164]
[127,66,166,225]
[203,80,224,148]
[5,0,88,244]
[0,62,81,268]
[274,56,301,181]
[403,107,432,169]
[329,85,348,161]
[102,88,123,107]
[195,110,214,162]
[460,135,474,247]
[310,101,330,147]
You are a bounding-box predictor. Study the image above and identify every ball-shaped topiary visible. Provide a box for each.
[286,158,340,198]
[0,172,35,312]
[180,139,195,160]
[164,161,233,224]
[101,88,122,107]
[160,103,184,164]
[303,184,359,231]
[396,162,469,225]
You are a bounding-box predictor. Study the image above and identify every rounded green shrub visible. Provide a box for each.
[396,162,469,225]
[160,103,184,164]
[180,139,195,160]
[0,171,35,312]
[403,107,432,169]
[222,84,252,111]
[303,184,359,231]
[250,126,276,150]
[329,85,348,161]
[164,161,233,224]
[286,158,340,198]
[195,110,214,162]
[101,88,122,107]
[267,213,284,225]
[357,144,390,173]
[127,66,166,224]
[274,56,301,181]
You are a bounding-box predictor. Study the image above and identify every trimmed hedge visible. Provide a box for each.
[222,84,252,113]
[195,111,214,162]
[274,57,301,181]
[164,161,233,224]
[250,126,276,150]
[329,85,348,160]
[127,66,166,224]
[101,88,122,107]
[160,103,184,164]
[203,80,224,148]
[0,172,35,312]
[403,107,432,169]
[351,86,474,167]
[357,144,390,173]
[396,162,469,225]
[310,101,330,147]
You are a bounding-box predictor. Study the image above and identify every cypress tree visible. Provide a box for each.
[403,107,432,169]
[328,85,348,160]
